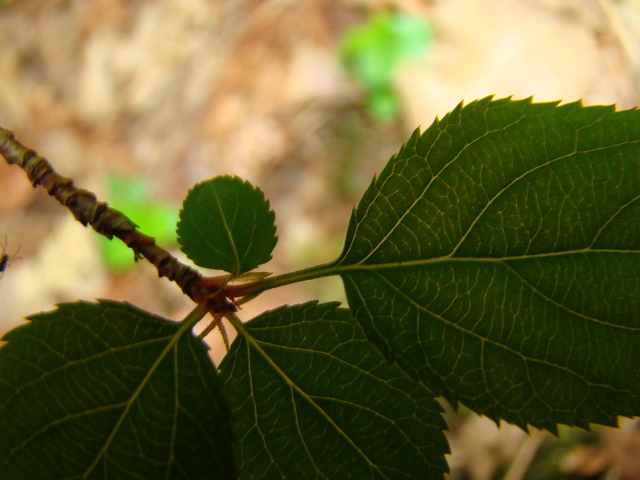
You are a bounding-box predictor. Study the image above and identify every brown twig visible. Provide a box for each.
[0,126,236,316]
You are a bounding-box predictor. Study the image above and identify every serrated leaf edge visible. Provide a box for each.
[227,306,417,477]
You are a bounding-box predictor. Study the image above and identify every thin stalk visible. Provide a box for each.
[182,302,209,328]
[227,260,343,300]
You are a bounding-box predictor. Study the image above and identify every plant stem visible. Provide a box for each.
[227,260,342,300]
[0,125,235,314]
[182,302,209,328]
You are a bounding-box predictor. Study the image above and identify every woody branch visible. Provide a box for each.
[0,126,235,314]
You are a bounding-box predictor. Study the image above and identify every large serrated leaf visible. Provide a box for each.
[336,96,640,432]
[0,300,237,479]
[177,176,277,276]
[219,302,449,480]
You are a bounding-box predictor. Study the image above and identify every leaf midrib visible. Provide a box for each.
[239,336,435,401]
[248,248,635,301]
[340,247,637,268]
[230,317,391,479]
[82,313,201,479]
[345,122,638,265]
[212,190,241,274]
[241,338,438,452]
[0,327,184,475]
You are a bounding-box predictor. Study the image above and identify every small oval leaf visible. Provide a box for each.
[177,176,277,276]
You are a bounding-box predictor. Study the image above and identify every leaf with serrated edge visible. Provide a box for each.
[0,300,237,479]
[177,176,277,276]
[219,301,449,480]
[336,96,640,432]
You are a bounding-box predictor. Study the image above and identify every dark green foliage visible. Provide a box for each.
[0,301,237,479]
[336,96,640,432]
[177,175,277,276]
[1,96,639,479]
[219,302,449,479]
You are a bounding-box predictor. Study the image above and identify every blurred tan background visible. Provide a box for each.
[1,1,640,479]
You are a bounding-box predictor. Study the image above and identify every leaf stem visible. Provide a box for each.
[224,311,293,386]
[226,261,341,300]
[181,302,210,328]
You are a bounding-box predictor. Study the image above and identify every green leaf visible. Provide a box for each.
[340,12,432,89]
[339,12,433,120]
[336,96,640,432]
[100,175,179,272]
[177,176,277,276]
[219,302,449,480]
[0,300,237,479]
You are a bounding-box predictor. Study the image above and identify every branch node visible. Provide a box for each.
[0,125,238,317]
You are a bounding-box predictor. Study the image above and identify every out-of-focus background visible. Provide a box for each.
[1,1,639,479]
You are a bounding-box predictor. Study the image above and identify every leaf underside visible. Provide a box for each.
[337,96,640,432]
[219,302,449,480]
[177,175,278,276]
[0,301,236,479]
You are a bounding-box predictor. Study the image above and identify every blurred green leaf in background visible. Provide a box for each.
[100,175,179,272]
[339,11,433,120]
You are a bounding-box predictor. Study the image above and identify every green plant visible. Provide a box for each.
[0,95,638,479]
[99,175,179,272]
[339,11,433,120]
